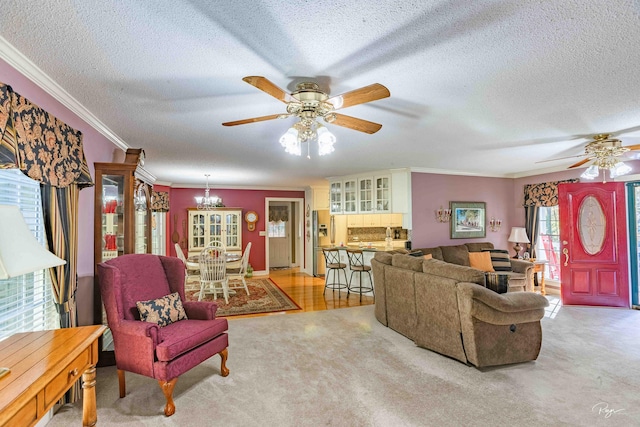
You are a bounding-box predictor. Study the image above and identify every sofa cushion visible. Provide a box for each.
[136,292,188,327]
[483,249,512,271]
[465,242,495,252]
[374,251,393,265]
[440,244,470,266]
[424,253,433,260]
[392,253,424,272]
[422,259,485,286]
[468,252,494,272]
[416,247,444,261]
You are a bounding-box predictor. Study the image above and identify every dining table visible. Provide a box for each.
[187,253,242,264]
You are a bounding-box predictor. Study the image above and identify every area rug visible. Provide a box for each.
[185,278,301,316]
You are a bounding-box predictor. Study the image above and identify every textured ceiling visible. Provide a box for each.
[2,0,640,188]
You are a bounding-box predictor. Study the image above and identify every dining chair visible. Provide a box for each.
[198,243,229,303]
[227,242,252,296]
[174,243,199,284]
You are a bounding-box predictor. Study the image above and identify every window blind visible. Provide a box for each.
[0,169,59,341]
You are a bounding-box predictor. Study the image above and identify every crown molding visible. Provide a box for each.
[0,36,128,151]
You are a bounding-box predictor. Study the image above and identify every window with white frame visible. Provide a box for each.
[268,221,286,238]
[536,206,561,281]
[0,169,58,341]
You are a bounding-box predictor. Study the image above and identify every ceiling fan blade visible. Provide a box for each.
[222,114,284,126]
[329,113,382,134]
[568,158,592,169]
[535,154,586,164]
[624,144,640,151]
[325,83,390,110]
[242,76,296,104]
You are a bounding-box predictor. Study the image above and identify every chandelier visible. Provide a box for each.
[580,136,632,183]
[195,174,223,210]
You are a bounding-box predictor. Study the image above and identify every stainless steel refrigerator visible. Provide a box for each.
[312,210,330,276]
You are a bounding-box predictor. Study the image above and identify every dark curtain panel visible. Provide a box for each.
[524,206,540,259]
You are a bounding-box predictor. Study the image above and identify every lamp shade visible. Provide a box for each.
[508,226,530,243]
[0,205,66,279]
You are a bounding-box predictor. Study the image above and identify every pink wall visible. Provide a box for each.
[0,58,118,276]
[168,188,306,271]
[411,173,516,250]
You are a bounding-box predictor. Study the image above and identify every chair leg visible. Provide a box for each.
[222,279,229,304]
[198,282,205,301]
[117,369,126,398]
[159,377,178,417]
[219,347,230,377]
[242,276,249,295]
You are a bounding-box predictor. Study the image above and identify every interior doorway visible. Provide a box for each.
[265,198,304,272]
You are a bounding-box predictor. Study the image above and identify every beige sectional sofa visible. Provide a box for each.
[413,242,534,293]
[371,251,549,367]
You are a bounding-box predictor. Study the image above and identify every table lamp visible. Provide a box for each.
[0,205,67,379]
[507,227,530,259]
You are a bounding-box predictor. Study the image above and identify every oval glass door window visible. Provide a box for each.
[578,195,606,255]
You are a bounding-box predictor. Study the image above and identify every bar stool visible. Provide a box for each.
[346,249,374,301]
[322,248,349,297]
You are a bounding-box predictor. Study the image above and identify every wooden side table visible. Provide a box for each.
[531,260,548,296]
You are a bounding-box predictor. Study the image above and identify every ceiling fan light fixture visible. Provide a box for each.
[609,161,632,178]
[317,125,336,156]
[581,164,600,180]
[280,128,302,156]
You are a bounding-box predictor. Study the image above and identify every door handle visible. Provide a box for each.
[562,248,569,266]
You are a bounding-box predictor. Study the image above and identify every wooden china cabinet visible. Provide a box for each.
[93,148,155,366]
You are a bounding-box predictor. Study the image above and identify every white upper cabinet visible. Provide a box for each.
[330,172,398,215]
[329,181,343,214]
[343,179,357,213]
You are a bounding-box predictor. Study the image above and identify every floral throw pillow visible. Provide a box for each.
[136,292,188,327]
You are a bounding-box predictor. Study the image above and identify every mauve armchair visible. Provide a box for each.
[97,254,229,416]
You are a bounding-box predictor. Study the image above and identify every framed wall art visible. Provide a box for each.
[450,201,486,239]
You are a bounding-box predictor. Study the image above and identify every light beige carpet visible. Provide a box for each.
[47,304,640,426]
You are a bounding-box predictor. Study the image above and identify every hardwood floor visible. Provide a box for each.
[230,268,374,319]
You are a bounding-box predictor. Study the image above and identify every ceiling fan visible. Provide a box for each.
[222,76,390,134]
[537,133,640,181]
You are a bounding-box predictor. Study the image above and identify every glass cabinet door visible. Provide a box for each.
[344,179,357,213]
[191,212,206,250]
[101,175,125,261]
[208,212,223,245]
[225,212,240,249]
[375,175,391,212]
[330,181,342,214]
[359,178,373,213]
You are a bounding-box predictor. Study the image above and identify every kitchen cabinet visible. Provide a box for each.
[330,181,343,214]
[330,172,395,214]
[94,148,154,366]
[358,177,374,213]
[347,214,363,227]
[313,187,329,210]
[343,179,357,213]
[188,208,242,257]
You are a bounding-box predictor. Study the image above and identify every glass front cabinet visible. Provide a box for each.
[188,208,242,257]
[93,148,154,366]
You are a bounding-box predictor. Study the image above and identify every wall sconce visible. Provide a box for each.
[435,206,452,223]
[489,217,502,232]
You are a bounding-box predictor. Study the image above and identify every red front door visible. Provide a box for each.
[558,182,630,307]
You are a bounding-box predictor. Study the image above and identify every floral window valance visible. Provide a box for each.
[0,82,93,188]
[523,179,579,207]
[151,190,169,212]
[269,206,289,222]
